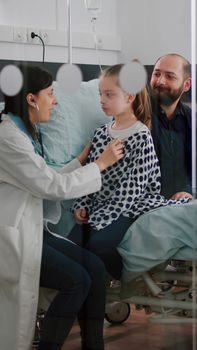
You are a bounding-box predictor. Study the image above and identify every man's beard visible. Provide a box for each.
[150,85,184,106]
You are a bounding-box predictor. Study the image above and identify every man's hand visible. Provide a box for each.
[171,191,193,200]
[74,208,89,224]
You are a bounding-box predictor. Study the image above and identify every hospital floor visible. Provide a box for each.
[62,305,196,350]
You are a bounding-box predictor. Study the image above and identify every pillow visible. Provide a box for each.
[39,79,111,168]
[39,78,111,237]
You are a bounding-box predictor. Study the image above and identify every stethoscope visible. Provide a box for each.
[34,123,45,159]
[39,132,44,158]
[34,102,45,159]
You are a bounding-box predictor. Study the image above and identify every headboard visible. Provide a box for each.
[0,59,192,103]
[0,59,102,102]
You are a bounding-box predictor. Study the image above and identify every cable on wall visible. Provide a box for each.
[31,32,45,63]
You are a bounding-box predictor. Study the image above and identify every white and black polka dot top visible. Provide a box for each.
[72,121,189,230]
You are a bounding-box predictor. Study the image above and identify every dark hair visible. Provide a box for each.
[1,64,53,136]
[100,64,152,128]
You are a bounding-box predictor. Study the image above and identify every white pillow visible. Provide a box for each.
[40,79,112,237]
[40,79,111,168]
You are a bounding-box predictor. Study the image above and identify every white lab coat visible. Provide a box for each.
[0,114,102,350]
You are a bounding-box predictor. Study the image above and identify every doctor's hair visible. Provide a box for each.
[100,63,152,128]
[1,64,53,137]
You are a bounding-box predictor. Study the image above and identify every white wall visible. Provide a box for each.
[0,0,195,65]
[0,0,120,65]
[117,0,192,65]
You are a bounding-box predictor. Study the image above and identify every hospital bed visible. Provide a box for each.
[32,76,197,346]
[105,258,197,325]
[34,200,197,348]
[105,201,197,325]
[104,200,197,325]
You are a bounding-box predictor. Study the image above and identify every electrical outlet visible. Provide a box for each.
[13,27,26,42]
[39,30,49,45]
[27,28,39,44]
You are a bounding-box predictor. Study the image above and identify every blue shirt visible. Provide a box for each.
[151,101,192,198]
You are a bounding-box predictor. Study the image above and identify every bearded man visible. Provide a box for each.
[150,53,194,199]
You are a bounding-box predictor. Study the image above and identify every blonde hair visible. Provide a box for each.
[100,64,152,129]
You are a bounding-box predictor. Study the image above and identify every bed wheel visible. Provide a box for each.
[105,302,131,324]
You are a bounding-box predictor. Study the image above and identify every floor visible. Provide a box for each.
[63,305,196,350]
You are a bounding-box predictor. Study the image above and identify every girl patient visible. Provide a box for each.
[68,63,189,280]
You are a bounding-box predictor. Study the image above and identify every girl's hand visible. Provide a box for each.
[74,208,89,224]
[95,138,124,171]
[77,142,92,165]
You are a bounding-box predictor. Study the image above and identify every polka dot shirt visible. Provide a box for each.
[72,121,189,230]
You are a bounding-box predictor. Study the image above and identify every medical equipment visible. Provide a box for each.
[84,0,102,20]
[105,259,197,325]
[84,0,103,72]
[105,201,197,326]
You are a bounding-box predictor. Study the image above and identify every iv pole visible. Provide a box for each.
[191,1,196,349]
[191,0,196,198]
[67,0,72,64]
[56,0,81,93]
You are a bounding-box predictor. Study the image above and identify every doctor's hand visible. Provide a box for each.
[95,138,124,172]
[77,142,92,165]
[74,208,89,224]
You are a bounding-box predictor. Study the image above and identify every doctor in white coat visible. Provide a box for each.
[0,64,124,350]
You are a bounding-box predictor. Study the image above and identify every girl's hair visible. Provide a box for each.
[1,64,53,136]
[100,63,152,128]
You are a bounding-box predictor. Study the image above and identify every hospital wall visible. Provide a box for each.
[0,0,119,65]
[0,0,195,66]
[117,0,193,65]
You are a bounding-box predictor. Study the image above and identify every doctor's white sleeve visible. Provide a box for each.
[0,132,101,201]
